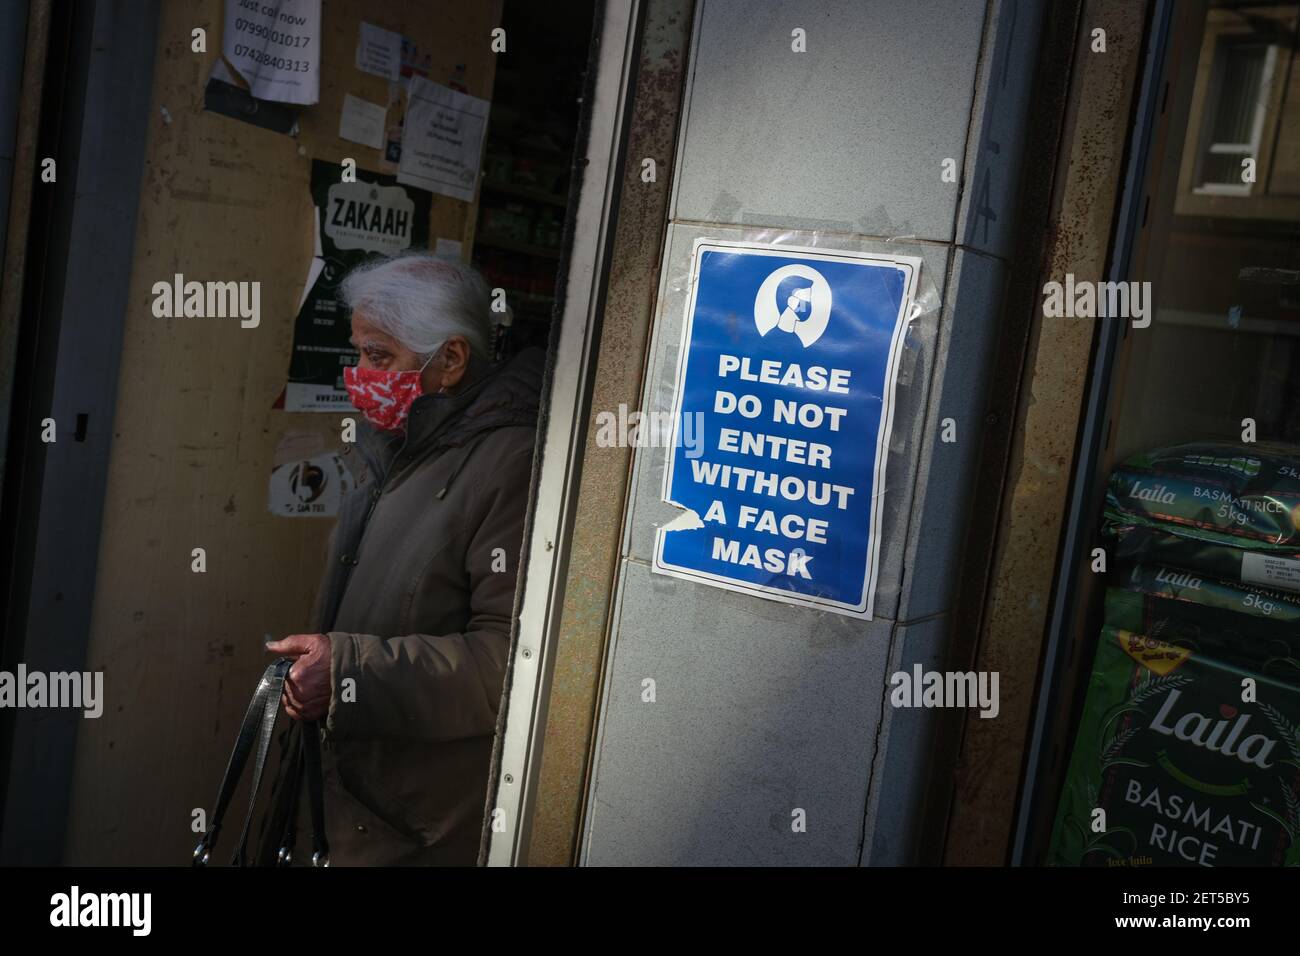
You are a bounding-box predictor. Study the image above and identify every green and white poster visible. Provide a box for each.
[281,159,431,411]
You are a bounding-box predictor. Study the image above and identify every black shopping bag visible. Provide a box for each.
[192,658,329,867]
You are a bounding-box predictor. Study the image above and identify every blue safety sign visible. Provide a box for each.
[653,239,922,618]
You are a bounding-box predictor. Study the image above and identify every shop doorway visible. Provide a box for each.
[0,0,618,866]
[474,0,596,359]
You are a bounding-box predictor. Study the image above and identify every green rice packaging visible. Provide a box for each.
[1106,441,1300,553]
[1048,590,1300,867]
[1106,521,1300,595]
[1116,559,1300,625]
[1103,586,1300,677]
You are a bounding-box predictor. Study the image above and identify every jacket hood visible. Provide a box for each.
[428,345,546,449]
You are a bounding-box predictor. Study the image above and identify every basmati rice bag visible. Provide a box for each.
[1106,442,1300,550]
[1048,590,1300,867]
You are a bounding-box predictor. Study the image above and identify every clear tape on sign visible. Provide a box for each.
[644,227,942,621]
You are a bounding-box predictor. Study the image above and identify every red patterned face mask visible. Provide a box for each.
[343,353,437,432]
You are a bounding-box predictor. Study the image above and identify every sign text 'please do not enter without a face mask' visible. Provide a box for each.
[653,240,921,619]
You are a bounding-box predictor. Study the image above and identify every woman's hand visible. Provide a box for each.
[266,633,332,722]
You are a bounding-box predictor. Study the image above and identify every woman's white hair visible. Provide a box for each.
[340,252,494,360]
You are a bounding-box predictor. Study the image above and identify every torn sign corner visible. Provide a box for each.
[660,499,705,534]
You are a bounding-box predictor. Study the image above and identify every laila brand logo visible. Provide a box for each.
[1130,480,1177,505]
[1155,567,1202,589]
[1149,688,1276,769]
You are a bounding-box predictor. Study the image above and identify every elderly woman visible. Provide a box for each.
[265,252,543,866]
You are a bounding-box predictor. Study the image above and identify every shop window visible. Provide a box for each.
[1035,1,1300,868]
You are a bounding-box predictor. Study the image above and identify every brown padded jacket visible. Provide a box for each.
[304,347,543,865]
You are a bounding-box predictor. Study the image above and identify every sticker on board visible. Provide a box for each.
[652,239,922,619]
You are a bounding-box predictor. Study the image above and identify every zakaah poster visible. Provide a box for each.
[281,160,431,411]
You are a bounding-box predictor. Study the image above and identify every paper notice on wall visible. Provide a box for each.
[356,21,401,81]
[397,77,489,203]
[652,239,923,620]
[339,94,386,149]
[222,0,321,105]
[204,56,300,135]
[267,432,355,518]
[296,207,325,312]
[296,256,325,312]
[282,159,432,412]
[399,36,432,79]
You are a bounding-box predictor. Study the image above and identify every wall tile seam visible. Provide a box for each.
[657,221,1015,270]
[952,242,1010,268]
[956,0,1045,248]
[665,216,962,251]
[861,239,1009,858]
[573,556,639,864]
[855,619,903,864]
[888,243,957,620]
[946,0,1000,247]
[613,563,947,630]
[896,607,953,629]
[662,0,707,224]
[896,251,1009,624]
[858,612,953,864]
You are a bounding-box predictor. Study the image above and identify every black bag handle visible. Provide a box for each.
[270,737,303,866]
[267,723,330,867]
[193,658,330,867]
[301,721,330,867]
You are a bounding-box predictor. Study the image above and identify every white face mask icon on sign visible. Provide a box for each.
[753,264,833,348]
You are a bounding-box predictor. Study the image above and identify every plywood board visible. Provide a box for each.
[62,0,502,865]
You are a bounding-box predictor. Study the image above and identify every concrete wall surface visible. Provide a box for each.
[581,0,1047,865]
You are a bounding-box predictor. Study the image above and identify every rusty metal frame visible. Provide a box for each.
[483,0,696,867]
[1010,0,1179,864]
[516,0,695,868]
[941,0,1155,865]
[520,0,695,867]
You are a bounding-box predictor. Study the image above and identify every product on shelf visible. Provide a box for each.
[1048,589,1300,867]
[1049,441,1300,867]
[1106,522,1300,595]
[1114,558,1300,624]
[1106,441,1300,550]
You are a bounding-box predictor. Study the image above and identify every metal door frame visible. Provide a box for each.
[483,0,645,867]
[1009,0,1175,865]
